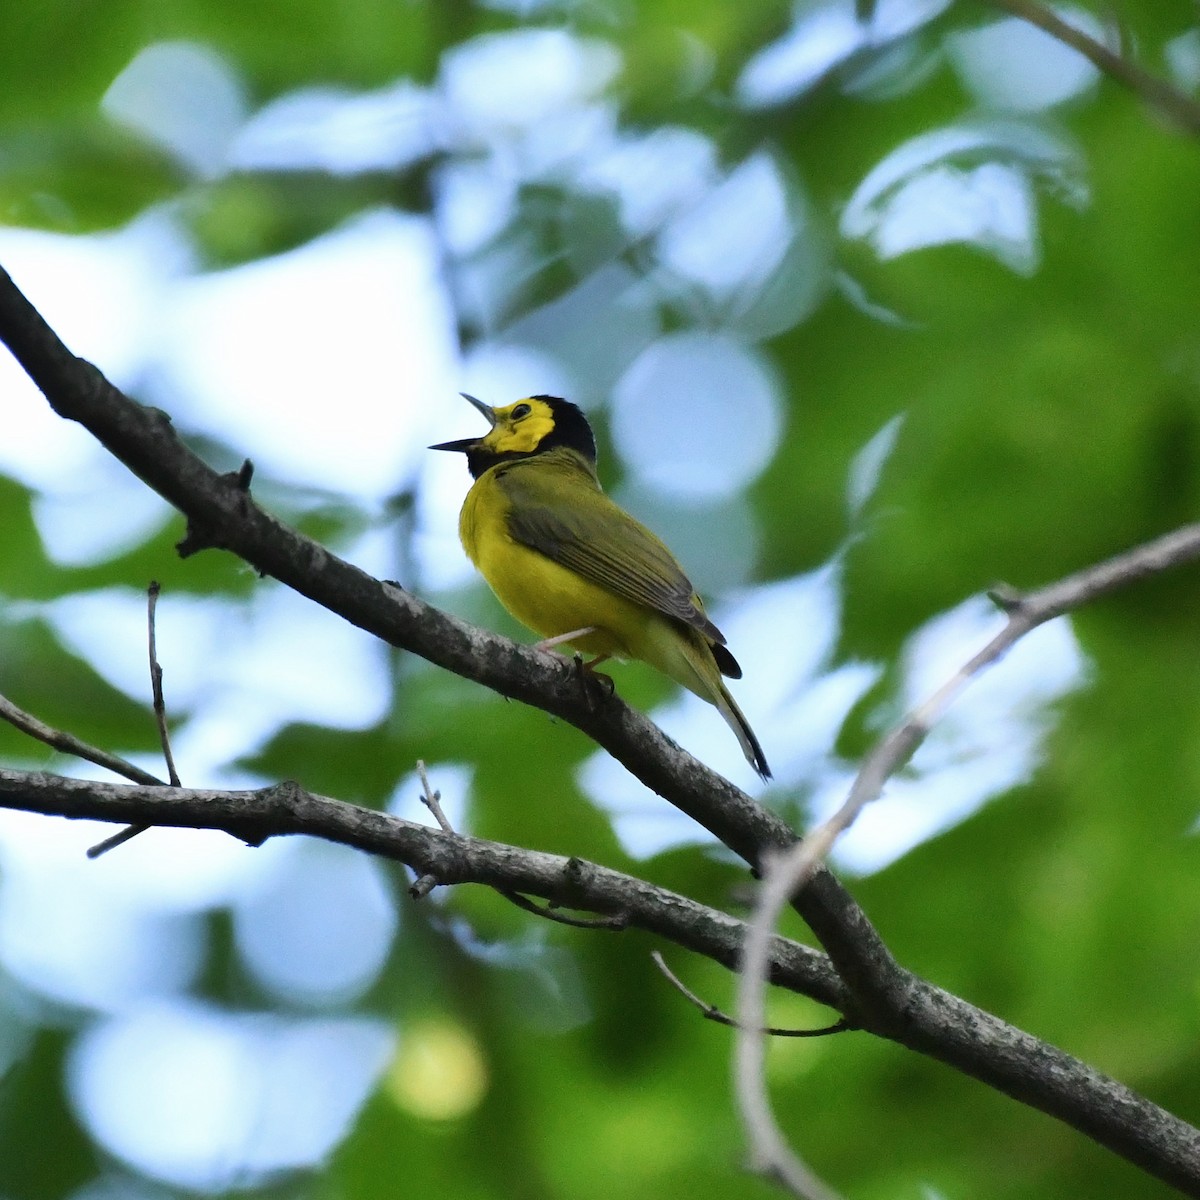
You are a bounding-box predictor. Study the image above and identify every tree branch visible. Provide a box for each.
[989,0,1200,137]
[0,692,166,787]
[5,260,1200,1190]
[0,766,844,1005]
[0,259,902,1016]
[735,527,1200,1196]
[752,522,1200,922]
[4,764,1199,1191]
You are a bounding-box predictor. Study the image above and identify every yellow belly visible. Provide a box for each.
[454,463,771,774]
[459,471,683,668]
[468,515,639,658]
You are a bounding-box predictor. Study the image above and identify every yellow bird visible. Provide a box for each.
[431,394,770,780]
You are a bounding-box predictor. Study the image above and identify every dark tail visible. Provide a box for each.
[715,681,771,781]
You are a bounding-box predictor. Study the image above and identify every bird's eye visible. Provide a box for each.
[511,403,532,420]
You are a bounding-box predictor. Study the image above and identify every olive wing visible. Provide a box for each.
[500,463,727,649]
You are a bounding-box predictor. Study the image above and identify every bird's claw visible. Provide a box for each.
[570,652,615,712]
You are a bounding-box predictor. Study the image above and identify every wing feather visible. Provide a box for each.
[498,458,726,647]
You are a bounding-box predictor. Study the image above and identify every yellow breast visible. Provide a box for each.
[459,468,653,661]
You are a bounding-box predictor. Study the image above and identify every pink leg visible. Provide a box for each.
[534,626,598,652]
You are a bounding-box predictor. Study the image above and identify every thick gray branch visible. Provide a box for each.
[0,260,899,1008]
[4,261,1200,1191]
[0,767,844,1005]
[3,766,1199,1193]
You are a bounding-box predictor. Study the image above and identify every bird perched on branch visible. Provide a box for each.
[431,393,770,780]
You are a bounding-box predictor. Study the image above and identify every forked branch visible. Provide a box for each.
[4,262,1200,1193]
[735,526,1200,1196]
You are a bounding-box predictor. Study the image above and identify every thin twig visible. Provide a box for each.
[413,763,630,926]
[989,0,1200,136]
[85,823,148,858]
[0,693,166,787]
[734,522,1200,1196]
[735,847,846,1200]
[416,759,453,832]
[652,952,849,1038]
[501,889,630,929]
[148,582,181,787]
[88,581,184,857]
[410,759,453,895]
[813,522,1200,868]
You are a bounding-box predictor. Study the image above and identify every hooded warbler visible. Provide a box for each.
[431,393,770,780]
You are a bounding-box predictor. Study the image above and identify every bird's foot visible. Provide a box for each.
[571,652,614,712]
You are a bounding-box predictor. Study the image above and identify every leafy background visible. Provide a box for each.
[2,1,1200,1198]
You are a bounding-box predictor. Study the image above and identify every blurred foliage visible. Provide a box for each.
[3,2,1200,1199]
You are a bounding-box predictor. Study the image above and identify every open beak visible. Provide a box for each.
[429,393,496,452]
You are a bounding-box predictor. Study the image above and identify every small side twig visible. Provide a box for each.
[410,759,451,896]
[410,761,628,927]
[652,952,848,1038]
[85,819,149,858]
[410,873,440,899]
[501,889,629,930]
[148,581,181,788]
[89,581,183,857]
[415,758,453,832]
[176,459,255,558]
[0,621,178,868]
[0,693,166,788]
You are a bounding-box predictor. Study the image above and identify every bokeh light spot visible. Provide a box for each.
[102,42,246,178]
[68,1004,392,1190]
[234,840,397,1007]
[385,1018,489,1121]
[611,332,781,498]
[947,9,1103,113]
